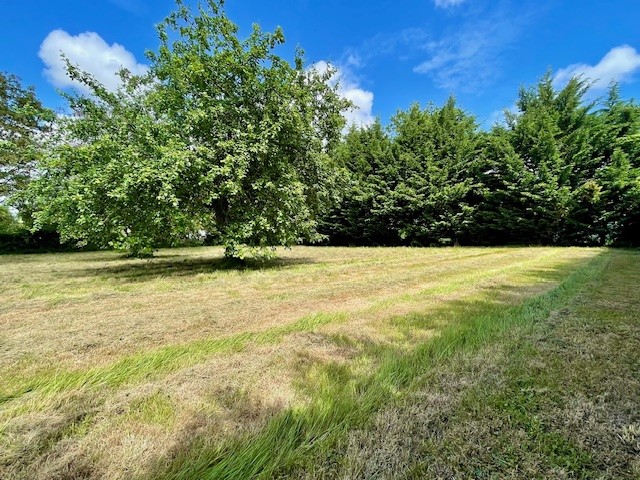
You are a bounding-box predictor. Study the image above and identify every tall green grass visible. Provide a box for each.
[154,251,610,479]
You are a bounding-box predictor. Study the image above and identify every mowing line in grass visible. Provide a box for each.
[153,251,609,479]
[0,312,347,407]
[0,248,585,408]
[0,247,604,479]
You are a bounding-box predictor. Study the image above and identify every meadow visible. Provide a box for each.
[1,246,638,479]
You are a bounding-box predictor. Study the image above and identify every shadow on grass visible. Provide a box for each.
[68,255,316,282]
[144,251,608,480]
[3,251,608,478]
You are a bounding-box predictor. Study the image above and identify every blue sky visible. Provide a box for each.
[2,0,640,128]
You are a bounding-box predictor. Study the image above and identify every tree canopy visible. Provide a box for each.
[0,72,53,203]
[4,2,639,254]
[25,0,348,257]
[319,78,640,247]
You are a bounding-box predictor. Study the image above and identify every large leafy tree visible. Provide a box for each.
[322,98,480,247]
[504,74,596,244]
[468,128,538,244]
[0,205,20,234]
[321,98,480,247]
[28,0,348,257]
[0,72,53,203]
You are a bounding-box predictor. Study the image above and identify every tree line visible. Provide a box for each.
[1,0,639,256]
[321,78,640,247]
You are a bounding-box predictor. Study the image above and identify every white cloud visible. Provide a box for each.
[311,61,375,127]
[413,32,501,90]
[39,30,148,94]
[412,5,529,92]
[434,0,466,8]
[345,53,362,68]
[554,45,640,91]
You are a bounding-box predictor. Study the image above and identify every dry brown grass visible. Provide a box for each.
[0,246,601,479]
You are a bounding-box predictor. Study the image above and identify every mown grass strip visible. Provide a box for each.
[155,250,610,479]
[0,312,346,405]
[1,249,565,406]
[368,247,575,312]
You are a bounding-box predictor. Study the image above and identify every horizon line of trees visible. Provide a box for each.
[1,1,639,256]
[318,76,640,248]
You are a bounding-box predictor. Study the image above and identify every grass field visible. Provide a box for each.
[1,246,638,479]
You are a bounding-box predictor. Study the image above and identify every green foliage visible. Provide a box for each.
[0,206,72,254]
[26,0,348,257]
[598,150,640,245]
[323,75,640,247]
[321,97,480,246]
[468,129,538,244]
[0,205,19,234]
[389,97,479,245]
[592,87,640,245]
[0,72,53,201]
[503,74,594,243]
[7,13,639,252]
[320,119,398,245]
